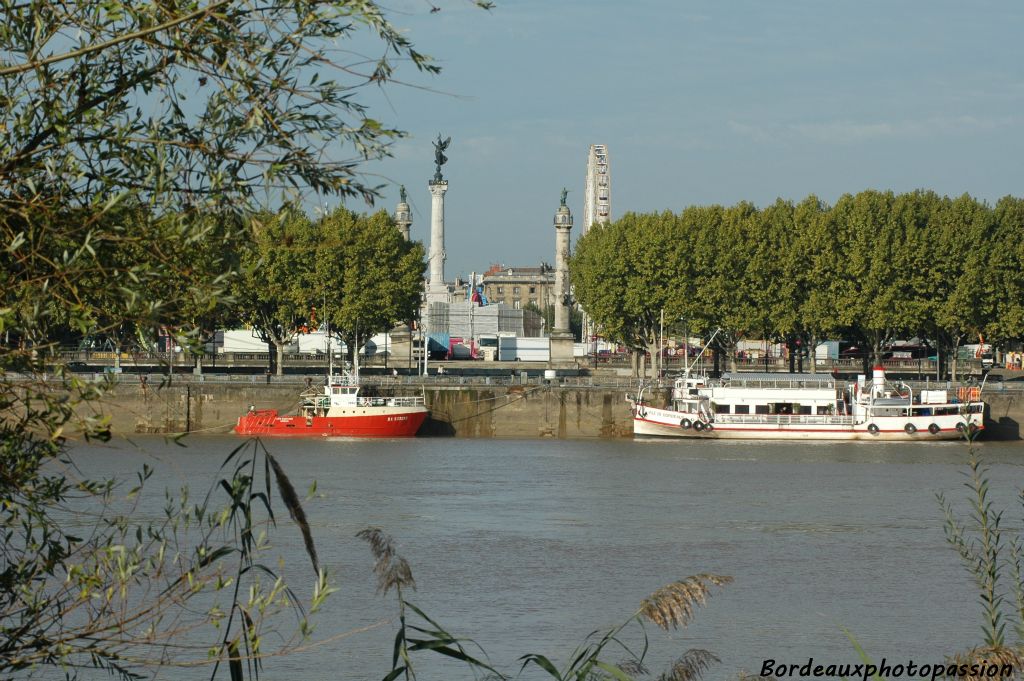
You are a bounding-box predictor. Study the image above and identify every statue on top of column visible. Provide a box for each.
[432,134,451,182]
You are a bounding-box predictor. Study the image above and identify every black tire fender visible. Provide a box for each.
[904,423,917,435]
[928,423,940,435]
[680,418,692,430]
[867,423,880,435]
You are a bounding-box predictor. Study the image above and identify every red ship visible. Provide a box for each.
[235,373,428,437]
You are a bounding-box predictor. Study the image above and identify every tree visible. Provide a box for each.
[986,197,1024,346]
[688,202,760,373]
[786,195,830,372]
[313,208,426,366]
[571,212,692,377]
[2,0,485,676]
[747,199,807,371]
[924,193,992,380]
[820,190,927,368]
[235,208,319,375]
[234,207,425,374]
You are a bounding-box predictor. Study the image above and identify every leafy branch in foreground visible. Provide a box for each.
[0,435,332,680]
[359,529,731,681]
[938,446,1024,673]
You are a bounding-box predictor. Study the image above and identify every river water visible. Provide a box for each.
[69,436,1023,680]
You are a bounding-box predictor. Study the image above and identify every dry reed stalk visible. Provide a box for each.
[659,649,721,681]
[638,573,733,631]
[357,527,416,594]
[947,646,1024,681]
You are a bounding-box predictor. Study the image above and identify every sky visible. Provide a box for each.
[315,0,1024,279]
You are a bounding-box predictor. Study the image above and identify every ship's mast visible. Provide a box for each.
[684,328,722,379]
[353,321,360,381]
[325,293,333,381]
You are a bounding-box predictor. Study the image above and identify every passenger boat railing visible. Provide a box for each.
[713,414,856,426]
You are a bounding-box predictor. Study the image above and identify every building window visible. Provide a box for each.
[496,287,503,294]
[529,286,536,294]
[513,299,520,309]
[513,286,520,294]
[529,299,537,307]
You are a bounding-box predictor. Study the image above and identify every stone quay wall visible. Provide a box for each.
[85,381,641,439]
[75,381,1023,440]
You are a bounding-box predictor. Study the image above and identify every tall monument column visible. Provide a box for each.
[550,188,575,364]
[427,181,448,291]
[390,186,414,367]
[394,185,412,241]
[426,134,452,304]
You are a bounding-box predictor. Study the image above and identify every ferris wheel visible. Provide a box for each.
[583,143,611,235]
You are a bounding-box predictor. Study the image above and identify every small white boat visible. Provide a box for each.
[631,365,983,441]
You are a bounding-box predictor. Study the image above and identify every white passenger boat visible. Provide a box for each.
[631,366,983,441]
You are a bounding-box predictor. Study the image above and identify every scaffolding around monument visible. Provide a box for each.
[425,301,543,339]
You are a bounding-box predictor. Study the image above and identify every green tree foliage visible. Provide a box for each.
[987,197,1024,346]
[824,190,924,365]
[314,207,426,364]
[235,208,319,374]
[235,206,425,374]
[692,202,760,372]
[925,193,994,380]
[571,190,1024,376]
[572,211,692,376]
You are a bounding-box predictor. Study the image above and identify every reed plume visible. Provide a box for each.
[618,659,650,677]
[658,649,721,681]
[639,574,733,630]
[357,527,415,595]
[266,451,320,575]
[946,646,1024,681]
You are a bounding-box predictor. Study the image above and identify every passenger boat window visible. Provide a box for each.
[734,405,750,414]
[755,405,770,415]
[714,403,731,414]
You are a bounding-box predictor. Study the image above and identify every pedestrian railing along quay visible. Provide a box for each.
[31,371,648,391]
[54,347,993,377]
[16,369,1024,395]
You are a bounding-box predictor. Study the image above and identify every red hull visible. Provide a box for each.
[235,409,428,438]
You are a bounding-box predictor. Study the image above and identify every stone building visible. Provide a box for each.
[480,263,556,310]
